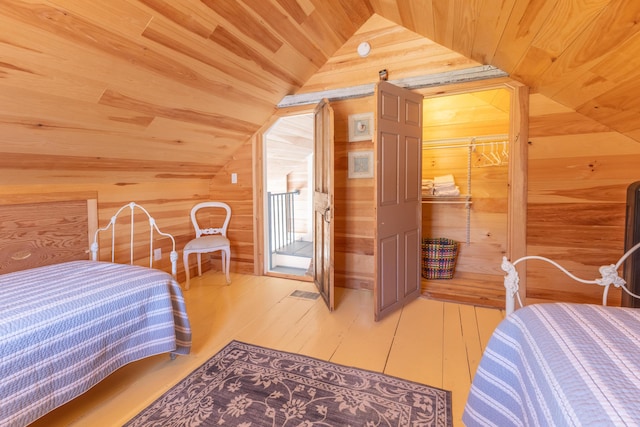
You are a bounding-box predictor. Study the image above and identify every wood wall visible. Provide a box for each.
[208,139,256,276]
[3,84,637,308]
[332,97,377,290]
[526,93,640,306]
[0,174,212,282]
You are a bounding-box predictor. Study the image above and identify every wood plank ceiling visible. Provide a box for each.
[2,0,640,177]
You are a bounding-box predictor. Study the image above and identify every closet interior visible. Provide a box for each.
[421,88,511,308]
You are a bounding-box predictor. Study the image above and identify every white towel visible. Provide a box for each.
[433,183,457,191]
[434,174,455,185]
[434,186,460,196]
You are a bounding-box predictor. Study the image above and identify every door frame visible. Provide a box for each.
[413,79,529,304]
[253,105,316,281]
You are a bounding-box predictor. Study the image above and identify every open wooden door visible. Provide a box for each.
[374,81,423,321]
[313,99,335,310]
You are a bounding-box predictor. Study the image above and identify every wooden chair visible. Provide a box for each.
[183,202,231,289]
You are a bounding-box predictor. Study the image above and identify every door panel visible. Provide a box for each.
[375,81,423,321]
[380,235,399,309]
[380,132,398,205]
[312,99,334,310]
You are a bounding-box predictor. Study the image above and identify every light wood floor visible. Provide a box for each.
[31,271,505,426]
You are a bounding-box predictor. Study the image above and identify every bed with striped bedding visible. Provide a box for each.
[463,302,640,426]
[0,260,192,426]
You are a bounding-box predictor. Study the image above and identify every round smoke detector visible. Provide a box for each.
[357,41,371,58]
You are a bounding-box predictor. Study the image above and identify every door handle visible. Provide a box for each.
[323,206,331,223]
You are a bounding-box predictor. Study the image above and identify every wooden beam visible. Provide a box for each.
[277,66,508,107]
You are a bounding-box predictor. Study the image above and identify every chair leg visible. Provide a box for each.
[183,251,191,290]
[196,253,202,277]
[224,248,231,284]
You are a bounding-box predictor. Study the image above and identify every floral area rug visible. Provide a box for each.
[125,340,452,426]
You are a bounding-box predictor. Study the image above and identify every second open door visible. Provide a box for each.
[374,81,423,321]
[312,99,335,310]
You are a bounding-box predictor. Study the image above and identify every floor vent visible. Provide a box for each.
[289,290,320,300]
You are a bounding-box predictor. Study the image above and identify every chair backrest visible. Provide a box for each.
[190,202,232,239]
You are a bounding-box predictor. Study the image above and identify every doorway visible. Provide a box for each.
[263,114,314,277]
[416,83,527,307]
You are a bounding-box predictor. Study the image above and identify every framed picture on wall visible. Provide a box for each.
[348,112,374,142]
[348,150,374,179]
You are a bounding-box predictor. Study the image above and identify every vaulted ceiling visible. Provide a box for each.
[2,0,639,177]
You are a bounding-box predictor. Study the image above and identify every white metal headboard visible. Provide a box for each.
[90,202,178,278]
[502,241,640,315]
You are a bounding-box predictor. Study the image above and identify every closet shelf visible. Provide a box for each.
[421,195,472,204]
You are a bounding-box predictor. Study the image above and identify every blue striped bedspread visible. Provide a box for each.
[0,260,192,426]
[463,303,640,426]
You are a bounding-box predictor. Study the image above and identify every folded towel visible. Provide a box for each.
[434,174,455,185]
[434,186,460,197]
[434,182,456,190]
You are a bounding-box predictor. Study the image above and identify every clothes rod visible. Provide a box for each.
[423,134,508,145]
[422,134,509,150]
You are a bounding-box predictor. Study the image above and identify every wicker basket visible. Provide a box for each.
[421,238,459,279]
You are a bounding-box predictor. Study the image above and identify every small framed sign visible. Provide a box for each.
[348,112,374,142]
[348,150,374,179]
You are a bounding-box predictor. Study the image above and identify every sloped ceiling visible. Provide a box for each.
[2,1,640,177]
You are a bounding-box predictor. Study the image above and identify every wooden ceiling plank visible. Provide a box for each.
[491,0,559,73]
[98,89,260,134]
[339,0,376,27]
[146,117,254,145]
[200,0,283,53]
[208,26,304,87]
[271,43,322,93]
[0,83,154,131]
[576,77,640,133]
[3,0,273,109]
[431,0,455,48]
[451,0,482,58]
[368,0,402,24]
[388,0,434,39]
[470,0,517,65]
[511,0,612,88]
[537,0,640,99]
[590,33,640,83]
[47,0,152,38]
[551,32,640,108]
[244,0,328,68]
[310,0,363,41]
[0,115,244,165]
[136,0,214,38]
[299,10,345,57]
[275,0,310,24]
[0,47,106,104]
[550,70,616,109]
[142,20,284,95]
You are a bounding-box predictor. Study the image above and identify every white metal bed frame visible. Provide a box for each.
[502,241,640,314]
[89,202,178,278]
